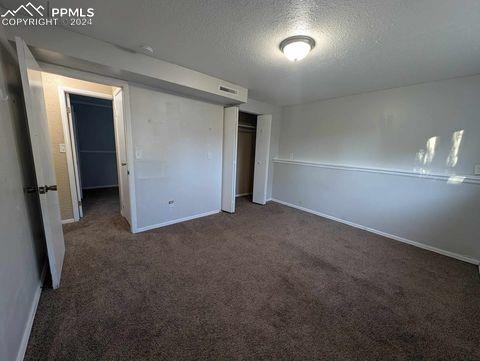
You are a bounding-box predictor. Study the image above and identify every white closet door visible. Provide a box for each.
[113,88,131,224]
[221,106,239,213]
[65,93,83,218]
[253,114,272,205]
[16,37,65,288]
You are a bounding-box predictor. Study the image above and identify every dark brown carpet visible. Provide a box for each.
[26,189,480,361]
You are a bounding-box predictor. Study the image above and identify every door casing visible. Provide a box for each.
[222,107,272,212]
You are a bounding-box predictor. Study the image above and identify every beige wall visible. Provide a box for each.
[41,72,114,220]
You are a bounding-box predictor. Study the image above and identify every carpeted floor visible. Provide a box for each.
[26,189,480,361]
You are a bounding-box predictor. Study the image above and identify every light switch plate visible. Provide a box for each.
[135,147,143,160]
[474,164,480,175]
[59,143,66,153]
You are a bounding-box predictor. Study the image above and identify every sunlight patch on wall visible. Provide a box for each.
[446,129,464,168]
[414,136,438,174]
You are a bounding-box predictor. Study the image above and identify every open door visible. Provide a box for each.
[112,88,131,224]
[65,93,83,218]
[221,106,238,213]
[252,114,272,205]
[16,37,65,288]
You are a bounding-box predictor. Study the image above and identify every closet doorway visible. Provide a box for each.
[54,82,131,226]
[236,112,257,200]
[67,93,118,218]
[221,106,272,213]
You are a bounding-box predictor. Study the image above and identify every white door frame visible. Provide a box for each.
[58,87,113,222]
[58,87,114,221]
[222,108,272,212]
[48,65,138,232]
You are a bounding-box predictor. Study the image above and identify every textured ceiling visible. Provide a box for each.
[3,0,480,105]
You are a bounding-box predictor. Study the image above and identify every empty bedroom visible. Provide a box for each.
[0,1,479,361]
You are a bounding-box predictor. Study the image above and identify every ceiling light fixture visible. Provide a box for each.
[280,35,315,62]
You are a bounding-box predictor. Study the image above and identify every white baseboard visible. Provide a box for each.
[271,198,479,265]
[236,193,252,197]
[82,185,118,190]
[61,218,75,224]
[16,263,46,361]
[136,209,221,233]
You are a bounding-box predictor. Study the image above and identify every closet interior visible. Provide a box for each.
[236,111,257,200]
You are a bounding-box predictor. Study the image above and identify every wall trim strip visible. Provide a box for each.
[236,193,252,197]
[136,209,221,233]
[270,198,479,265]
[273,158,480,185]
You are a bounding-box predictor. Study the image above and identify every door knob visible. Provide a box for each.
[38,185,57,194]
[121,162,127,166]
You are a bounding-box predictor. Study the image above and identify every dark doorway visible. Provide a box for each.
[70,94,119,215]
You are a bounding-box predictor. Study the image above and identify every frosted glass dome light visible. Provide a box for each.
[280,36,315,62]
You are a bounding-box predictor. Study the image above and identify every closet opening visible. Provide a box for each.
[68,93,119,218]
[222,106,271,213]
[39,71,132,228]
[236,111,257,202]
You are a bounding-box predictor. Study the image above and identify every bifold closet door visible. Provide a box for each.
[221,106,239,213]
[253,114,272,205]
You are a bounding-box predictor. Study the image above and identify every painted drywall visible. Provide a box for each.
[41,72,114,220]
[4,24,247,104]
[0,37,46,361]
[71,96,118,189]
[239,98,281,200]
[129,85,223,230]
[274,75,480,261]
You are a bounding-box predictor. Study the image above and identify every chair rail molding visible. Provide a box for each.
[273,158,480,185]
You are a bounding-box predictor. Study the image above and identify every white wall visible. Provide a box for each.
[4,23,247,105]
[130,86,223,231]
[0,36,46,361]
[273,75,480,262]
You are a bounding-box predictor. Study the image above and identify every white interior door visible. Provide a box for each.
[113,88,131,224]
[221,106,238,213]
[253,114,272,205]
[16,37,65,288]
[65,93,83,218]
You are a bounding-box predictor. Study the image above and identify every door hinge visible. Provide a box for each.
[78,200,82,206]
[67,106,71,114]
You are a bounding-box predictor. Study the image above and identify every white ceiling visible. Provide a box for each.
[4,0,480,106]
